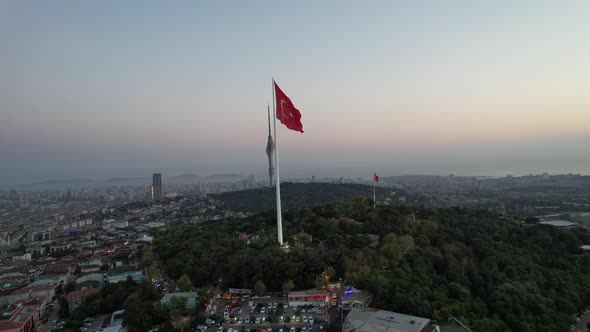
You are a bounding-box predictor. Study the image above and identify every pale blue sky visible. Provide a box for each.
[1,1,589,186]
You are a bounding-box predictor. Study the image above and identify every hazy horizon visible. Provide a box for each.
[2,1,590,189]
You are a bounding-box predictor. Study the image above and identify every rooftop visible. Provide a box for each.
[9,284,54,296]
[161,292,197,301]
[539,220,577,227]
[288,289,328,296]
[341,289,372,304]
[107,265,142,275]
[0,275,28,281]
[43,261,73,274]
[344,308,431,332]
[0,303,39,330]
[66,287,101,300]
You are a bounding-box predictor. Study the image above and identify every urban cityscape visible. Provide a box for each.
[0,171,589,331]
[2,1,590,332]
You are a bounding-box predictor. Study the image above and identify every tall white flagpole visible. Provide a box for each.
[373,180,376,208]
[272,78,284,245]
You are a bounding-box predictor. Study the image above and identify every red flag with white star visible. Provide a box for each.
[274,81,304,133]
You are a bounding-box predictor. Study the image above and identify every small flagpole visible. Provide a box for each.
[373,180,376,209]
[272,78,284,245]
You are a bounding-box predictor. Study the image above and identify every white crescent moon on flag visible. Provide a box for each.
[280,99,293,119]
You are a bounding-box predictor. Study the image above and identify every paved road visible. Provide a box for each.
[572,313,590,332]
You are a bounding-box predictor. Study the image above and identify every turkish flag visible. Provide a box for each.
[374,173,379,182]
[274,81,304,133]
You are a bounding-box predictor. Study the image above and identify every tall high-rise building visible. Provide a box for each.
[151,173,163,200]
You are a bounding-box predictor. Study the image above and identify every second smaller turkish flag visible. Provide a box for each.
[374,173,379,183]
[274,81,304,133]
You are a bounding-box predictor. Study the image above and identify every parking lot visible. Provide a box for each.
[200,295,330,332]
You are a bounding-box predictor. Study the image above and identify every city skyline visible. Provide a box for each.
[2,1,590,187]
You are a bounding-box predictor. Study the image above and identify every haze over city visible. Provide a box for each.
[2,1,590,187]
[3,3,590,332]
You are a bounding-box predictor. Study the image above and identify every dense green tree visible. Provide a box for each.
[254,280,266,297]
[282,280,295,295]
[177,274,193,292]
[58,297,69,318]
[167,296,188,313]
[147,266,158,280]
[142,246,153,267]
[322,266,336,282]
[123,293,150,332]
[176,317,191,332]
[152,198,590,332]
[64,282,77,293]
[123,281,161,332]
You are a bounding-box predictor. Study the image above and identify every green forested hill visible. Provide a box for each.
[154,198,590,332]
[214,182,395,212]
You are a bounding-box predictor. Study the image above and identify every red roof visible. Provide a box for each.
[10,285,55,296]
[15,296,47,304]
[76,250,94,258]
[0,321,22,329]
[66,287,100,300]
[0,275,28,281]
[44,261,72,274]
[0,303,39,330]
[1,266,31,274]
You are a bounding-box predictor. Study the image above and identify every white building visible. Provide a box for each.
[343,308,431,332]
